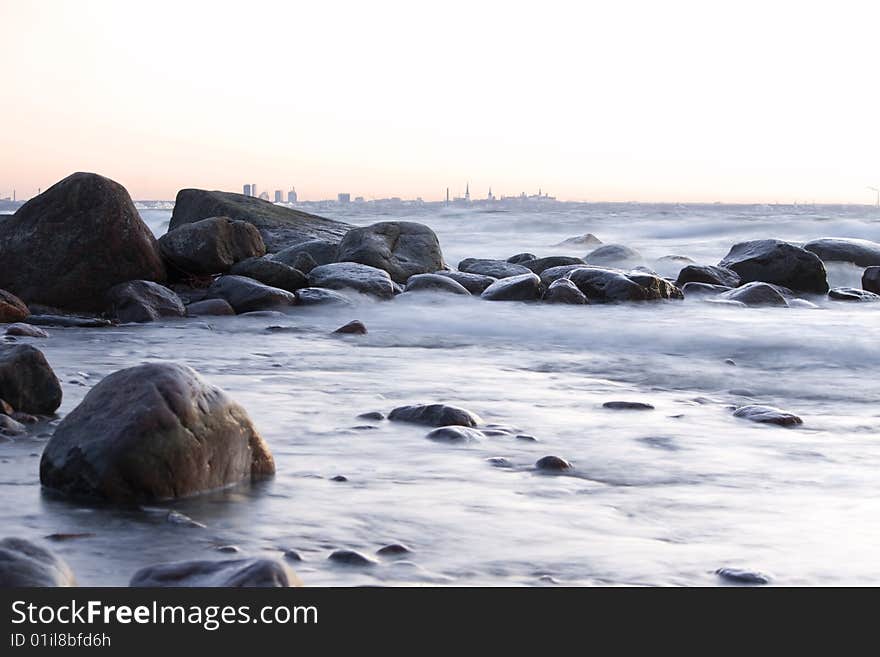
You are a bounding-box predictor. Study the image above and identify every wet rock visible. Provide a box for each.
[523,256,586,275]
[568,267,647,303]
[185,298,236,316]
[675,264,741,288]
[294,287,352,306]
[426,426,484,443]
[40,362,275,503]
[803,237,880,267]
[0,173,166,312]
[516,434,538,442]
[434,271,496,295]
[681,282,732,297]
[543,277,588,304]
[0,289,29,323]
[165,510,206,528]
[229,257,308,292]
[535,455,572,472]
[328,549,377,566]
[0,537,76,587]
[862,266,880,294]
[719,282,789,307]
[308,262,396,299]
[131,558,300,587]
[828,287,880,302]
[106,280,186,323]
[627,272,684,300]
[458,258,531,279]
[169,188,350,252]
[486,456,513,467]
[733,404,803,426]
[159,216,265,276]
[357,411,385,421]
[337,221,445,283]
[554,233,602,248]
[0,414,27,435]
[539,264,589,287]
[283,549,303,562]
[507,253,536,264]
[481,273,543,301]
[207,275,297,313]
[0,344,62,415]
[215,545,240,554]
[404,273,471,295]
[24,314,113,328]
[5,323,48,338]
[377,543,412,557]
[585,244,644,268]
[716,567,770,585]
[603,401,655,411]
[718,239,828,293]
[334,320,367,335]
[388,403,481,427]
[330,475,348,482]
[270,239,339,268]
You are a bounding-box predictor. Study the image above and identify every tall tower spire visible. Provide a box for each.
[465,182,470,201]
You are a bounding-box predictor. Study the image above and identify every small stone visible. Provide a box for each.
[716,567,771,585]
[535,455,572,472]
[283,549,303,562]
[5,323,49,338]
[328,549,377,566]
[377,543,412,557]
[486,456,512,467]
[516,434,538,442]
[603,401,655,411]
[165,510,207,528]
[426,426,484,443]
[733,405,802,426]
[357,411,384,421]
[334,320,367,335]
[724,359,736,366]
[330,475,348,482]
[215,545,241,554]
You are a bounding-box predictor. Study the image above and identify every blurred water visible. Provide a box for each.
[3,202,880,586]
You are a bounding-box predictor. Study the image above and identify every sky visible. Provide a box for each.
[1,0,879,203]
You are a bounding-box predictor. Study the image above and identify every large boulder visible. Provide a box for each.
[0,538,76,587]
[719,282,788,307]
[718,239,828,293]
[675,264,741,288]
[862,266,880,294]
[40,362,275,504]
[404,273,470,295]
[523,256,586,275]
[158,216,265,275]
[803,237,880,267]
[294,287,352,306]
[458,258,531,279]
[389,403,481,427]
[308,263,396,299]
[207,275,297,313]
[169,188,351,252]
[0,344,62,414]
[337,222,445,283]
[828,287,880,302]
[0,289,29,323]
[0,172,166,312]
[130,558,300,587]
[585,244,644,268]
[107,280,186,323]
[568,267,647,303]
[627,272,684,300]
[434,271,496,295]
[270,239,339,269]
[543,277,587,304]
[480,273,543,301]
[229,257,308,293]
[186,298,236,316]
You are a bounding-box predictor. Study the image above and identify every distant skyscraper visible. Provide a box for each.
[252,184,257,198]
[274,190,283,203]
[465,183,470,201]
[337,193,351,203]
[287,187,298,203]
[243,184,251,197]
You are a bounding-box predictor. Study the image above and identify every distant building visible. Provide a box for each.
[287,187,298,203]
[258,191,269,201]
[252,184,257,198]
[243,184,252,197]
[354,196,365,203]
[274,190,283,203]
[337,193,351,203]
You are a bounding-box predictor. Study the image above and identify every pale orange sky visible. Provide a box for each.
[1,0,879,203]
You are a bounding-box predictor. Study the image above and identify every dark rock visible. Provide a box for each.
[0,414,27,435]
[308,262,395,299]
[862,266,880,294]
[288,251,319,274]
[389,403,481,427]
[0,537,76,587]
[716,567,770,585]
[229,257,308,293]
[718,239,828,293]
[425,426,484,443]
[337,221,445,283]
[554,233,602,248]
[404,273,470,295]
[357,411,384,421]
[0,172,166,311]
[803,237,880,267]
[283,549,303,562]
[585,244,643,268]
[334,320,367,335]
[828,287,880,302]
[486,456,513,467]
[627,272,684,300]
[270,239,339,268]
[0,289,29,323]
[434,271,496,295]
[330,475,348,482]
[130,558,299,587]
[458,258,531,279]
[24,314,113,328]
[207,275,297,313]
[523,255,586,275]
[535,455,572,472]
[106,280,186,323]
[294,287,352,306]
[0,344,62,415]
[5,323,48,338]
[377,543,412,557]
[40,362,275,503]
[543,277,587,304]
[215,545,240,554]
[159,216,265,276]
[328,549,377,566]
[507,253,536,264]
[568,267,647,303]
[719,282,789,307]
[603,401,654,410]
[169,188,351,252]
[733,404,802,426]
[481,273,543,301]
[675,264,741,288]
[185,298,236,316]
[539,264,589,287]
[681,282,732,297]
[516,434,538,442]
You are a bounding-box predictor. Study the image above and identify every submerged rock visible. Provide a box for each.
[229,257,308,292]
[543,277,588,304]
[0,537,76,587]
[294,287,352,306]
[733,404,803,426]
[389,403,481,428]
[334,320,367,335]
[337,221,445,283]
[0,172,166,312]
[328,549,377,566]
[0,344,62,415]
[426,426,484,443]
[828,287,880,302]
[40,362,275,503]
[158,216,265,276]
[803,237,880,267]
[681,282,733,297]
[207,275,297,313]
[107,280,186,323]
[308,262,396,299]
[357,411,385,421]
[554,233,602,248]
[716,567,771,585]
[377,543,412,557]
[718,239,828,294]
[130,558,299,587]
[862,266,880,294]
[404,273,471,295]
[480,273,543,301]
[24,315,113,328]
[523,256,586,275]
[185,298,236,316]
[719,282,789,307]
[5,323,48,338]
[0,289,29,323]
[675,264,741,288]
[434,271,496,295]
[585,244,643,268]
[0,414,27,435]
[535,455,572,472]
[458,258,531,279]
[603,401,654,410]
